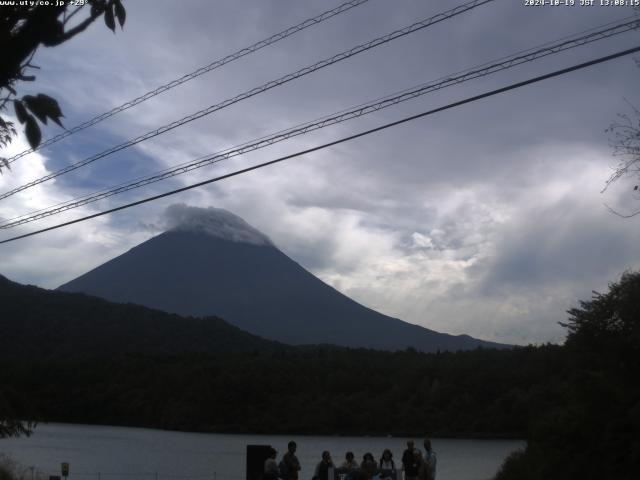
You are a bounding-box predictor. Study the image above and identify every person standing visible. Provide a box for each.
[313,451,334,480]
[264,447,280,480]
[406,449,423,480]
[280,441,301,480]
[379,449,395,471]
[422,439,436,480]
[401,441,419,480]
[360,452,377,479]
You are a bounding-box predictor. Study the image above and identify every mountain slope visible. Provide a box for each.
[0,274,279,360]
[58,207,508,352]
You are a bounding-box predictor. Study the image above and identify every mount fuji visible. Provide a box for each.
[58,205,508,352]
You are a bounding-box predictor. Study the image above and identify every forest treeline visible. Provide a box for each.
[0,345,565,437]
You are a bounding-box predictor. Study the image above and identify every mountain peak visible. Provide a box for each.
[165,204,273,247]
[59,204,509,352]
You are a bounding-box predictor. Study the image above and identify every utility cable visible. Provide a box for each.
[2,0,372,166]
[1,44,638,245]
[1,16,637,229]
[0,0,494,201]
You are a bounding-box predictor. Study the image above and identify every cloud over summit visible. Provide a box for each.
[164,204,274,247]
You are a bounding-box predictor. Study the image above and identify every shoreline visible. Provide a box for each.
[25,421,526,441]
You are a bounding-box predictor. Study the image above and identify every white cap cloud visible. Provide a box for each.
[164,203,274,247]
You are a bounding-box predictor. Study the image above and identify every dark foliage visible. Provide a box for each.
[0,346,567,437]
[0,1,126,165]
[0,388,35,438]
[0,272,278,437]
[496,271,640,480]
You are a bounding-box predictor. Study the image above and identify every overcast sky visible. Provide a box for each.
[1,0,640,345]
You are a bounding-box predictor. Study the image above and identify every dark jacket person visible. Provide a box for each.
[314,451,334,480]
[281,441,301,480]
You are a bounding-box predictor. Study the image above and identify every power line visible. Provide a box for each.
[3,0,372,166]
[0,0,494,201]
[2,16,637,229]
[2,44,638,246]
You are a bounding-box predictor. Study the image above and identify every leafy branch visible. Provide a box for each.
[0,0,126,171]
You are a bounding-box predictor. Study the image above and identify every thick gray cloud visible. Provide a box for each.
[2,0,640,345]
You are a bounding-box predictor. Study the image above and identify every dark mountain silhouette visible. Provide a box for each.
[0,273,279,360]
[58,206,509,352]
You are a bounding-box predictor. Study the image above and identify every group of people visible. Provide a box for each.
[263,439,436,480]
[400,440,437,480]
[264,442,301,480]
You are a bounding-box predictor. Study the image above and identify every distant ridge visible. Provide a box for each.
[58,205,510,352]
[0,273,279,360]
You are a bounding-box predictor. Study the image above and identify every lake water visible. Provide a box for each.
[0,424,523,480]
